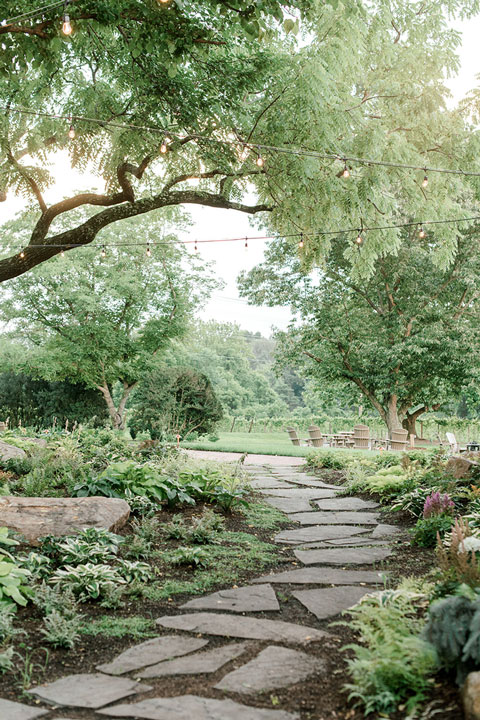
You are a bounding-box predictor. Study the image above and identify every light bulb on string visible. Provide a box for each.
[62,1,72,36]
[19,250,25,259]
[194,240,198,252]
[160,138,168,154]
[146,244,151,257]
[244,237,248,250]
[60,249,65,257]
[68,124,75,139]
[341,161,350,179]
[298,233,304,249]
[256,149,264,167]
[101,246,106,258]
[418,225,426,239]
[355,230,364,246]
[422,170,428,188]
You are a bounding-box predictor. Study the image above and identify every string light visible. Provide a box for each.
[255,149,264,168]
[244,237,248,250]
[422,170,429,188]
[68,124,75,139]
[19,250,25,258]
[101,246,106,258]
[194,240,198,252]
[160,138,168,154]
[146,244,151,257]
[60,249,65,256]
[418,225,426,239]
[355,230,364,246]
[341,161,350,179]
[62,1,72,36]
[298,233,304,249]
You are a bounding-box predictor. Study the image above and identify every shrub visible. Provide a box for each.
[49,563,126,602]
[411,515,455,548]
[423,492,455,519]
[163,546,210,568]
[41,609,82,649]
[341,583,438,715]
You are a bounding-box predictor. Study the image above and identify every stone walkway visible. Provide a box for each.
[2,465,402,720]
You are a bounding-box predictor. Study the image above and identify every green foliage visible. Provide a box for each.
[411,515,455,548]
[0,527,32,608]
[116,559,154,584]
[162,546,211,568]
[129,366,223,440]
[80,616,156,640]
[341,584,438,715]
[240,501,290,530]
[17,552,52,580]
[49,563,126,602]
[33,584,79,619]
[164,510,225,545]
[41,610,82,650]
[424,592,480,684]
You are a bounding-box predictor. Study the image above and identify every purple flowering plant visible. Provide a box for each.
[423,491,455,519]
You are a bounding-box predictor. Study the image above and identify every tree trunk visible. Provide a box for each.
[97,382,136,431]
[402,413,418,437]
[385,396,402,438]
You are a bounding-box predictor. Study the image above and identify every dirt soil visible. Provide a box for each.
[0,467,463,720]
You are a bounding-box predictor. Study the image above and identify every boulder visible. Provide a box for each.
[462,671,480,719]
[0,440,26,460]
[0,496,130,544]
[446,454,480,480]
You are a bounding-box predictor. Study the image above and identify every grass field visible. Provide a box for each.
[181,431,380,457]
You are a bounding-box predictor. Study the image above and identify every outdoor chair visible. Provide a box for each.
[353,424,370,449]
[446,431,466,453]
[307,425,324,447]
[390,428,408,451]
[286,427,311,447]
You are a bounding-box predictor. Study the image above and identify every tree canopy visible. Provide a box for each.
[238,227,480,435]
[2,1,480,281]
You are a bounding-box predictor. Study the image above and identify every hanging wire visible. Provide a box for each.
[2,1,65,26]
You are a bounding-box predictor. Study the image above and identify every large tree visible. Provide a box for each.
[238,228,480,436]
[0,214,215,429]
[1,1,480,281]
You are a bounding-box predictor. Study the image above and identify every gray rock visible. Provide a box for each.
[252,568,387,585]
[314,498,379,511]
[156,612,329,645]
[0,496,130,545]
[98,695,299,719]
[461,670,480,719]
[259,488,338,499]
[294,547,392,566]
[275,525,369,545]
[264,496,314,513]
[371,524,402,538]
[274,477,338,490]
[286,511,379,526]
[296,538,390,549]
[29,673,151,708]
[180,584,279,613]
[138,642,248,678]
[0,698,48,720]
[292,586,371,619]
[97,636,209,675]
[250,479,295,489]
[0,440,26,460]
[215,645,320,695]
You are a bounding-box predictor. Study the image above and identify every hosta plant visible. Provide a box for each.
[17,552,52,580]
[0,559,32,608]
[117,560,154,584]
[163,546,210,568]
[50,563,126,602]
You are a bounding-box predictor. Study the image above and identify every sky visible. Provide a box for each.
[2,14,480,337]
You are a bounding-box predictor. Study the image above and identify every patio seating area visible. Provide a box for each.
[286,423,413,451]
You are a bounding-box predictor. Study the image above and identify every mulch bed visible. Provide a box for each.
[0,468,463,719]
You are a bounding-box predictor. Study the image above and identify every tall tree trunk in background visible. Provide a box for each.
[384,396,402,438]
[97,383,136,430]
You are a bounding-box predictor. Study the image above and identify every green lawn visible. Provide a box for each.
[181,431,379,457]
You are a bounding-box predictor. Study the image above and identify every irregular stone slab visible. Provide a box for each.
[0,496,130,545]
[29,673,151,708]
[97,636,209,675]
[0,698,48,720]
[371,523,402,538]
[264,496,314,513]
[0,440,27,460]
[215,645,320,695]
[252,567,387,585]
[315,497,379,511]
[259,488,338,499]
[156,613,329,645]
[276,477,339,490]
[138,642,248,678]
[98,695,299,719]
[286,511,379,526]
[292,586,371,619]
[294,547,392,566]
[297,538,390,549]
[275,525,369,545]
[250,478,296,489]
[180,584,279,613]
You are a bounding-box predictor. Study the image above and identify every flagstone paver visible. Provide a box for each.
[180,583,280,613]
[292,586,372,619]
[295,538,390,549]
[251,567,387,585]
[29,673,152,708]
[156,613,330,644]
[250,479,296,490]
[0,698,49,720]
[215,645,320,695]
[271,476,339,489]
[274,525,369,544]
[264,496,314,513]
[98,695,300,719]
[138,642,249,678]
[96,636,209,675]
[371,523,403,538]
[314,497,379,511]
[286,511,380,526]
[258,488,338,499]
[294,546,393,566]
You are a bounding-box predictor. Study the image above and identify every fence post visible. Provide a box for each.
[248,417,255,434]
[230,417,236,433]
